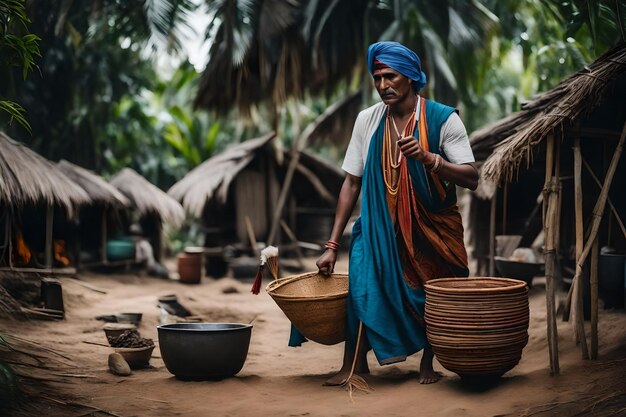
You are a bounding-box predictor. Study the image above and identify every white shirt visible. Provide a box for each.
[341,101,475,177]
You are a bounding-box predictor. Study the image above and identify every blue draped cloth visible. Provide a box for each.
[367,41,427,91]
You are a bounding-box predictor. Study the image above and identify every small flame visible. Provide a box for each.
[54,240,71,267]
[16,232,31,264]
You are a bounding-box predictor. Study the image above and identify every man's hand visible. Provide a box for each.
[397,136,435,165]
[316,249,337,276]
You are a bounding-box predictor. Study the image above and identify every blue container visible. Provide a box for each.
[106,238,135,261]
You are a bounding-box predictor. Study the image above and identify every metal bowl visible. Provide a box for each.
[157,323,252,380]
[116,312,143,325]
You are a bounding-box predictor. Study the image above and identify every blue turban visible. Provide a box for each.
[367,41,427,91]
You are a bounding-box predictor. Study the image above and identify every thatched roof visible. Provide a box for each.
[110,168,184,227]
[470,42,626,195]
[0,132,90,213]
[168,133,277,217]
[168,132,346,218]
[57,160,129,207]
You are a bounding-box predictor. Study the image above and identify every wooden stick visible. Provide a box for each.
[573,136,589,358]
[61,277,107,294]
[567,120,626,358]
[6,334,75,362]
[51,373,97,378]
[244,215,259,256]
[489,189,497,277]
[582,157,626,240]
[590,237,599,359]
[135,397,170,404]
[575,120,626,275]
[82,340,109,347]
[45,205,53,269]
[41,395,124,417]
[279,220,305,269]
[542,134,560,375]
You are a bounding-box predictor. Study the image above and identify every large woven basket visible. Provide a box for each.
[266,272,348,345]
[424,277,529,379]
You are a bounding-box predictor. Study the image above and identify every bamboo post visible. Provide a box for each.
[101,211,107,264]
[573,136,589,359]
[489,189,497,276]
[567,120,626,357]
[244,215,259,256]
[542,134,560,375]
[571,122,626,285]
[45,205,54,269]
[279,220,305,269]
[7,213,13,269]
[582,157,626,240]
[502,183,508,235]
[590,237,599,359]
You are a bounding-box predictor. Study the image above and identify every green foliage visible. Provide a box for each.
[4,0,196,170]
[0,334,20,410]
[0,0,40,132]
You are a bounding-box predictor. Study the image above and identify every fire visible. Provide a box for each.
[54,240,71,267]
[15,231,31,265]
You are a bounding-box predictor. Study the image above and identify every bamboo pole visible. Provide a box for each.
[7,213,13,269]
[573,136,589,359]
[590,236,599,359]
[101,211,107,263]
[567,120,626,357]
[502,183,508,235]
[489,189,497,276]
[582,157,626,240]
[45,205,54,269]
[542,134,560,375]
[572,121,626,279]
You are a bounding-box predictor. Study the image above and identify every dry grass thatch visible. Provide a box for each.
[0,132,90,214]
[470,42,626,195]
[57,160,129,207]
[167,133,276,218]
[110,168,184,228]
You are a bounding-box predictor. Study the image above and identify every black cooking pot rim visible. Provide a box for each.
[157,323,252,331]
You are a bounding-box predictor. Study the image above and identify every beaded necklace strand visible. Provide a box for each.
[382,95,419,195]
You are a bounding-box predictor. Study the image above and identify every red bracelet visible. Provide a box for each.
[325,240,340,251]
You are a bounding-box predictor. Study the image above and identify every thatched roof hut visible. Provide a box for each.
[168,132,345,248]
[57,160,129,207]
[110,168,185,264]
[471,43,626,196]
[110,168,184,228]
[468,42,626,374]
[0,133,89,212]
[0,132,91,273]
[57,160,131,267]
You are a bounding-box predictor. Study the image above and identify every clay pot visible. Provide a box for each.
[178,253,202,284]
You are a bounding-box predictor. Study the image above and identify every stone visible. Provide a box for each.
[108,352,131,376]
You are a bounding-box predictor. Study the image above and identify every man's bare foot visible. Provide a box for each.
[419,346,440,384]
[418,367,441,384]
[323,363,370,386]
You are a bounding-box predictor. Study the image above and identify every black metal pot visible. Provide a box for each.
[157,323,252,380]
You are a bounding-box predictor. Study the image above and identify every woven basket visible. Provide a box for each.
[266,272,348,345]
[424,277,529,379]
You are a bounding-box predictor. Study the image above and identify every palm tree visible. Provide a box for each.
[195,0,499,119]
[5,0,197,169]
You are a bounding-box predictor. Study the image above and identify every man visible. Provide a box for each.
[316,41,478,386]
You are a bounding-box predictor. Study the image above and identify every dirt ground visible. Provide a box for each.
[2,256,626,417]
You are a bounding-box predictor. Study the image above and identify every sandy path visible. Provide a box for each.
[2,257,626,417]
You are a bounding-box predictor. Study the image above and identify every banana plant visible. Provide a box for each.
[0,0,40,133]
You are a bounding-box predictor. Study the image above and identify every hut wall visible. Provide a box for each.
[235,170,268,243]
